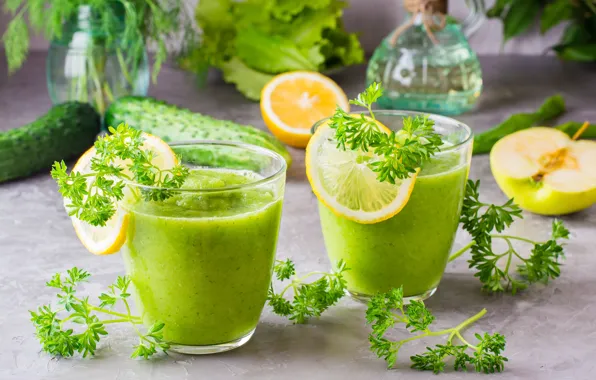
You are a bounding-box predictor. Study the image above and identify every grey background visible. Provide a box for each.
[1,53,595,380]
[0,0,564,56]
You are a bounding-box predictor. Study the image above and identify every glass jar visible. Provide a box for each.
[46,4,149,114]
[366,0,485,115]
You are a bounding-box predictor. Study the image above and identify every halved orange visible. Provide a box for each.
[260,71,349,148]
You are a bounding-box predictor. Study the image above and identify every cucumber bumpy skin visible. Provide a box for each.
[0,102,101,183]
[104,96,293,168]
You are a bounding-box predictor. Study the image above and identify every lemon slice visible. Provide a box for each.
[66,132,178,255]
[261,71,350,148]
[491,127,596,215]
[305,119,418,224]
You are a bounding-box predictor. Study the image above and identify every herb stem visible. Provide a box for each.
[491,234,537,244]
[102,318,142,325]
[279,272,332,296]
[453,331,477,350]
[502,242,514,276]
[89,305,141,321]
[448,241,476,262]
[122,298,149,342]
[447,308,487,344]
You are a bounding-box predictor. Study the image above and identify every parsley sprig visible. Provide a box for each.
[366,287,507,374]
[449,180,570,294]
[329,82,443,184]
[51,123,189,227]
[30,267,169,359]
[267,259,349,324]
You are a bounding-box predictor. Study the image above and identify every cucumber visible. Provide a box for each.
[0,102,101,183]
[104,96,293,167]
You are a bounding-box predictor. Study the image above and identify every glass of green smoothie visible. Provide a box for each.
[119,141,287,354]
[313,111,472,302]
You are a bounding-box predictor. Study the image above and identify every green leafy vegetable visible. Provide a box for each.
[267,259,349,323]
[186,0,364,100]
[556,121,596,139]
[366,287,507,373]
[2,1,193,80]
[489,0,596,63]
[502,0,542,42]
[473,94,566,155]
[235,27,319,73]
[449,180,570,294]
[329,82,443,184]
[31,268,169,359]
[51,123,190,227]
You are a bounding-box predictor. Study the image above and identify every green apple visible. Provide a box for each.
[490,127,596,215]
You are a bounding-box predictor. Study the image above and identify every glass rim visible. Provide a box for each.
[123,140,288,193]
[312,110,474,153]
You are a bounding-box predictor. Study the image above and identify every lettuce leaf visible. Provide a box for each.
[236,28,318,73]
[272,0,334,21]
[190,0,365,100]
[221,58,275,101]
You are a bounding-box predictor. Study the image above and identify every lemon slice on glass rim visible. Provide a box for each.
[305,118,418,224]
[65,133,178,255]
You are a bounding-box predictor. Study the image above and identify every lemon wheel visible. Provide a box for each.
[305,119,418,224]
[65,132,179,255]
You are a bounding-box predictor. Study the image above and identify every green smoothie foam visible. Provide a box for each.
[121,169,283,346]
[320,151,468,298]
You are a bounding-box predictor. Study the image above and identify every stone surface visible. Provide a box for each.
[1,54,595,380]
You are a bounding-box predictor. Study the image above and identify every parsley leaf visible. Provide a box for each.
[329,83,444,184]
[366,287,508,373]
[268,259,349,324]
[451,179,570,294]
[31,268,168,359]
[51,123,190,227]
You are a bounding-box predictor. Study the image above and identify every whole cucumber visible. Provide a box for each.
[0,102,101,183]
[104,96,293,167]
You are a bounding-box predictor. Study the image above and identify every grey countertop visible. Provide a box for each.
[1,53,595,380]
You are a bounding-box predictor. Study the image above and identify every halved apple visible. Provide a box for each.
[490,127,596,215]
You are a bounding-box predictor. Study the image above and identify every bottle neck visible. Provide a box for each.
[404,0,447,15]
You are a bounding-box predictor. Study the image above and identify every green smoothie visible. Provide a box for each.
[120,169,283,346]
[319,152,468,298]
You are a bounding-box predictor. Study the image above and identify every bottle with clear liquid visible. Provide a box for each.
[366,0,485,115]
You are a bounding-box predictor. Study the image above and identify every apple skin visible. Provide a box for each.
[490,157,596,216]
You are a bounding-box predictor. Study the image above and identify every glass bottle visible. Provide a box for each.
[46,3,149,115]
[366,0,485,115]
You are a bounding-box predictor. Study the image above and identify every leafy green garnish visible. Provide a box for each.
[31,268,169,359]
[51,123,189,227]
[267,259,349,324]
[449,180,570,294]
[185,0,364,100]
[329,82,444,184]
[366,287,507,374]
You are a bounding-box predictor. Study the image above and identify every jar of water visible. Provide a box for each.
[366,0,485,115]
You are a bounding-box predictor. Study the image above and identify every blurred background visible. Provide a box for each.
[0,0,565,56]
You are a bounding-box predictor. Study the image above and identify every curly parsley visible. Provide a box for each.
[267,259,349,324]
[449,180,570,294]
[51,123,189,227]
[30,268,169,359]
[329,82,443,184]
[366,287,507,374]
